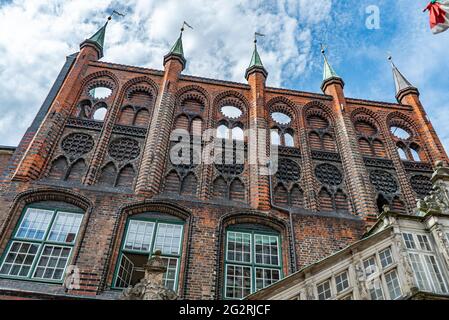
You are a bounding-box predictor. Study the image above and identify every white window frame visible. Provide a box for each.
[402,232,448,295]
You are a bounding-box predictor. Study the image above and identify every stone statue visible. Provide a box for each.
[121,250,178,300]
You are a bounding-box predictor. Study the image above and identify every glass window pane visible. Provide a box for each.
[254,235,279,266]
[0,241,40,277]
[16,208,53,240]
[363,256,377,277]
[226,231,251,263]
[225,265,251,299]
[409,253,432,292]
[402,233,416,250]
[162,257,179,291]
[154,223,183,255]
[385,270,402,299]
[369,278,384,300]
[115,254,134,288]
[417,235,432,252]
[423,255,448,294]
[379,248,393,269]
[124,220,155,252]
[32,245,71,281]
[48,212,83,244]
[255,267,280,291]
[335,271,349,293]
[317,280,332,300]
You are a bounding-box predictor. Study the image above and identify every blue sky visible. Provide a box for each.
[0,0,448,151]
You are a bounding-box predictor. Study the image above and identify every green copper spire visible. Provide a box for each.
[80,16,111,59]
[88,19,109,50]
[245,35,268,80]
[320,46,344,92]
[164,23,192,70]
[321,47,340,81]
[169,33,184,56]
[248,41,264,69]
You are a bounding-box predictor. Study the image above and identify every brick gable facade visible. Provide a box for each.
[0,30,447,300]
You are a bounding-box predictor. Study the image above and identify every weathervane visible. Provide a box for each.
[254,32,265,44]
[181,21,194,34]
[108,10,125,21]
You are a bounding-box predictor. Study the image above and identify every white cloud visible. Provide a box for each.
[0,0,333,146]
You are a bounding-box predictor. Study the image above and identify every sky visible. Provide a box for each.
[0,0,448,151]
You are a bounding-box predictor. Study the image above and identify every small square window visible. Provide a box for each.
[379,248,393,269]
[363,256,377,277]
[335,271,349,293]
[402,233,416,250]
[317,279,332,300]
[255,268,281,291]
[417,235,432,251]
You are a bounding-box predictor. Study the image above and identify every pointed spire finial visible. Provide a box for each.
[164,21,192,70]
[388,54,419,102]
[321,44,340,81]
[320,44,344,92]
[245,32,268,80]
[80,10,125,59]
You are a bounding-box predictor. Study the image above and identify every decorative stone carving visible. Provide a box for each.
[120,250,178,300]
[417,162,449,215]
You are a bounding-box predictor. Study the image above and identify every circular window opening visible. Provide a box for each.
[221,106,242,119]
[89,87,112,100]
[390,126,410,140]
[271,112,291,125]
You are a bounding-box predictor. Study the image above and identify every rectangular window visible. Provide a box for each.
[154,223,183,255]
[162,257,179,291]
[379,247,393,269]
[115,253,134,289]
[385,270,402,299]
[0,241,40,277]
[225,265,252,299]
[417,234,432,252]
[368,278,384,300]
[16,208,53,240]
[255,268,280,291]
[124,220,155,252]
[335,271,349,293]
[254,234,279,266]
[32,245,71,280]
[402,233,416,250]
[48,212,83,244]
[409,253,432,292]
[0,207,83,283]
[226,231,251,263]
[317,279,332,300]
[224,230,282,299]
[363,256,377,277]
[423,254,448,294]
[116,220,184,292]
